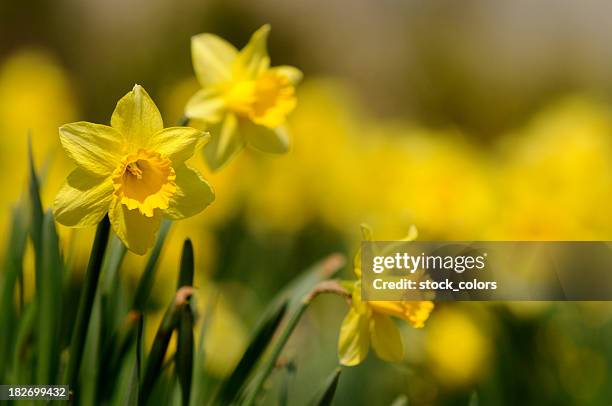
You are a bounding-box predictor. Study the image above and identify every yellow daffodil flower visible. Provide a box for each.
[338,225,434,366]
[53,85,215,255]
[185,24,302,170]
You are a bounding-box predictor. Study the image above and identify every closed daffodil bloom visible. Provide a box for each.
[185,24,302,170]
[54,85,215,254]
[338,225,434,366]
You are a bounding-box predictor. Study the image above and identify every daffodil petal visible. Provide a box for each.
[109,197,162,255]
[185,88,226,122]
[191,33,237,86]
[204,113,244,171]
[111,84,163,147]
[59,122,124,176]
[234,24,270,79]
[271,65,303,85]
[370,314,404,362]
[149,127,209,164]
[243,122,289,154]
[165,164,215,220]
[53,168,113,226]
[338,307,370,366]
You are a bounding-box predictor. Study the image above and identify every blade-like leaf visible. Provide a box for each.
[177,239,194,289]
[140,288,193,405]
[240,254,345,406]
[177,305,194,406]
[189,294,217,406]
[176,239,195,406]
[37,211,63,384]
[309,368,342,406]
[64,216,111,390]
[9,301,37,384]
[0,205,28,381]
[213,300,288,405]
[28,137,44,292]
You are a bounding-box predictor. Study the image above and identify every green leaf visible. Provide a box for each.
[309,368,342,406]
[189,294,217,406]
[133,220,172,312]
[176,239,195,406]
[240,254,345,406]
[213,300,288,405]
[115,312,143,406]
[27,137,44,292]
[99,310,142,400]
[8,301,36,384]
[36,211,63,384]
[0,205,28,382]
[177,305,194,406]
[140,290,190,405]
[64,216,111,390]
[177,239,194,289]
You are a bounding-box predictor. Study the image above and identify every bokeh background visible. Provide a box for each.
[1,0,612,404]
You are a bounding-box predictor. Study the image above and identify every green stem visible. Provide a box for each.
[64,217,111,391]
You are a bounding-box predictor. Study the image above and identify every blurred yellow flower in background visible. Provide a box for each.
[425,306,492,387]
[494,97,612,240]
[186,25,302,170]
[54,85,214,254]
[338,225,434,366]
[0,49,77,247]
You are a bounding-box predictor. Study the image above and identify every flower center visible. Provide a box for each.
[224,72,296,128]
[112,149,177,217]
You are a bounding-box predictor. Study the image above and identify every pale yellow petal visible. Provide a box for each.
[270,65,303,85]
[59,122,124,176]
[338,307,370,366]
[111,84,163,147]
[149,127,209,164]
[243,122,289,154]
[370,314,404,362]
[109,197,162,255]
[165,164,215,220]
[53,168,113,227]
[191,33,237,87]
[204,113,244,171]
[234,24,271,79]
[185,88,226,122]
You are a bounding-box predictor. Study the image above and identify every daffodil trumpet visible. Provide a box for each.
[53,85,215,254]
